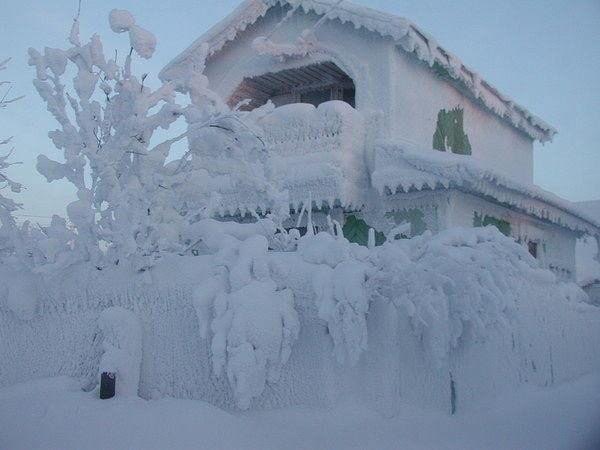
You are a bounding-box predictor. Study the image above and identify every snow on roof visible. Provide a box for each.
[160,0,557,143]
[371,141,600,236]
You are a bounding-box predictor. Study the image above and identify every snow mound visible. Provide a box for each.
[97,307,142,397]
[192,225,300,410]
[370,228,545,367]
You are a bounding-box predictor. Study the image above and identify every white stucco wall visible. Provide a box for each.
[356,189,577,280]
[575,200,600,285]
[576,237,600,285]
[202,5,396,120]
[199,4,535,185]
[443,191,577,280]
[389,51,534,184]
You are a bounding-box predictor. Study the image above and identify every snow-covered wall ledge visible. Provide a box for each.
[369,141,600,237]
[1,229,599,414]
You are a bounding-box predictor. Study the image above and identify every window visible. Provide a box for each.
[528,241,538,259]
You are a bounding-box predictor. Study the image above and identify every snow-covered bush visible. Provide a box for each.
[192,222,300,410]
[289,226,592,373]
[367,227,591,368]
[300,232,373,365]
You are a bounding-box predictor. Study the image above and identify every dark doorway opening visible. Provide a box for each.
[229,61,356,111]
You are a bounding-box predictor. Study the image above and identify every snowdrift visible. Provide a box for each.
[1,225,599,414]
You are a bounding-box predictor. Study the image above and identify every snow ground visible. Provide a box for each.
[1,375,599,450]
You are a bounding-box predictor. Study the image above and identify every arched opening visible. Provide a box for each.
[228,61,356,111]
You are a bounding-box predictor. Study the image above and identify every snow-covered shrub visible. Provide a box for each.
[97,306,142,397]
[192,224,300,410]
[0,268,38,320]
[367,227,583,368]
[291,226,592,373]
[300,232,372,365]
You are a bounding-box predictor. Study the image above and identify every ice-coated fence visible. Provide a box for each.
[2,229,600,414]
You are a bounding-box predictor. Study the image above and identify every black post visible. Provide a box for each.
[100,372,116,399]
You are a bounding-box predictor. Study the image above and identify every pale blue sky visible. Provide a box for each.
[2,0,599,221]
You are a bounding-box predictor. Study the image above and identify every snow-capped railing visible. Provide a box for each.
[187,100,370,216]
[257,101,369,211]
[258,100,365,155]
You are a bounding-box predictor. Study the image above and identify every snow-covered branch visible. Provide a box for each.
[29,10,187,271]
[0,59,25,262]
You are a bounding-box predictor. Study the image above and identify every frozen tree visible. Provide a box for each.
[29,10,189,271]
[0,58,25,261]
[30,9,287,272]
[0,59,79,273]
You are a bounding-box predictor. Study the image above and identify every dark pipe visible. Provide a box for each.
[100,372,116,399]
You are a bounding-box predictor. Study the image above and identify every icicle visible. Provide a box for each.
[124,49,132,79]
[311,0,346,32]
[296,201,306,229]
[333,219,343,239]
[368,228,375,249]
[306,192,314,236]
[326,214,334,236]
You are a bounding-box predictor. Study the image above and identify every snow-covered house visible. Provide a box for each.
[160,0,599,281]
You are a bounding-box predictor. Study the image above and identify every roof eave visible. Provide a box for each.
[160,0,557,143]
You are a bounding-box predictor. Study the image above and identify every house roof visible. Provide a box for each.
[370,140,600,236]
[160,0,557,143]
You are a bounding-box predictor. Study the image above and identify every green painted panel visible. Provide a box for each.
[473,212,512,236]
[343,215,386,247]
[433,107,472,155]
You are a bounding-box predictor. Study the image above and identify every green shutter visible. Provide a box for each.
[343,215,386,247]
[433,107,472,155]
[473,212,512,236]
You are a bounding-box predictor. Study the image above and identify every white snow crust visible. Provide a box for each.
[1,374,600,450]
